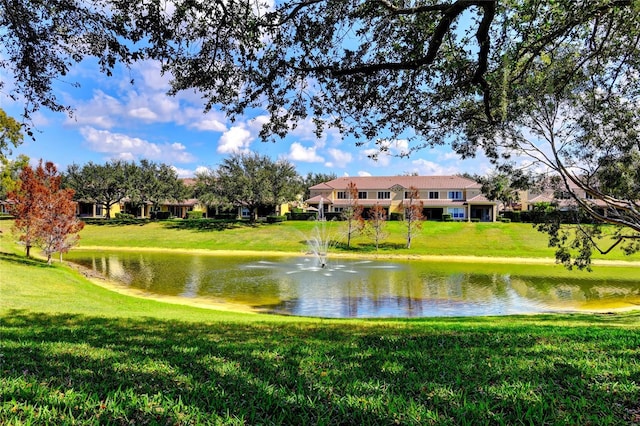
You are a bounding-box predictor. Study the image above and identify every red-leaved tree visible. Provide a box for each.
[7,163,45,257]
[8,160,84,263]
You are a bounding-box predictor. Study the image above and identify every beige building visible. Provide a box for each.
[307,175,497,222]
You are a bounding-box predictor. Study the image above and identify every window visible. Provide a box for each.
[377,191,390,199]
[358,191,368,199]
[429,191,439,199]
[448,191,463,200]
[450,208,465,219]
[336,191,347,199]
[241,207,251,218]
[334,207,344,212]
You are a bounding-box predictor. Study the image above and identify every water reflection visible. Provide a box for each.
[65,251,640,318]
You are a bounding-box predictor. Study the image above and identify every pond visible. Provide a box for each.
[65,250,640,318]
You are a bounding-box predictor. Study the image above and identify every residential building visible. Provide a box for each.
[306,175,497,222]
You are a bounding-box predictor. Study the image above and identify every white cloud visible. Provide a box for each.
[410,158,458,175]
[80,127,196,163]
[357,171,372,176]
[171,165,196,178]
[65,90,124,129]
[195,166,212,175]
[325,148,352,168]
[129,107,158,121]
[287,142,324,162]
[131,60,171,92]
[387,139,411,156]
[361,148,391,167]
[217,125,253,154]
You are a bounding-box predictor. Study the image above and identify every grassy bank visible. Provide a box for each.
[29,219,640,262]
[1,220,640,424]
[2,256,640,425]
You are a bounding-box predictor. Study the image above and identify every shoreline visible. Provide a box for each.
[65,260,260,314]
[75,245,640,267]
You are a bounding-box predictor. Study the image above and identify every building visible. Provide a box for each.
[307,175,497,222]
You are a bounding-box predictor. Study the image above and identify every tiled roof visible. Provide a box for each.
[309,175,481,190]
[466,194,494,203]
[163,198,199,207]
[305,195,333,204]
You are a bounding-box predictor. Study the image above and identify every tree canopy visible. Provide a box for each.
[202,153,302,221]
[8,160,83,262]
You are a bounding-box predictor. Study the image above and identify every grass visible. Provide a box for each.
[1,220,640,424]
[16,218,636,262]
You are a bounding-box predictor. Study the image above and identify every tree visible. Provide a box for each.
[4,1,636,141]
[404,186,424,249]
[485,38,640,268]
[1,154,29,200]
[8,160,83,262]
[268,160,303,216]
[366,203,388,252]
[7,162,45,256]
[342,181,364,249]
[64,160,129,219]
[193,168,232,216]
[38,184,85,264]
[127,160,187,216]
[477,169,532,213]
[214,153,301,221]
[0,109,24,158]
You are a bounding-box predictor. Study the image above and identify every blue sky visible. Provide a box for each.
[2,58,493,178]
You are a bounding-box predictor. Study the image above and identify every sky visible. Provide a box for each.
[1,58,494,179]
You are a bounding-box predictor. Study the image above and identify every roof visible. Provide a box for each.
[304,195,333,204]
[309,175,482,191]
[163,198,199,207]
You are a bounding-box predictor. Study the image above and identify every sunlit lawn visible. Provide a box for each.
[15,218,633,262]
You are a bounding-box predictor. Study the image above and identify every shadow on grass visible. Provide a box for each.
[0,251,50,267]
[1,310,639,424]
[163,219,261,232]
[331,242,406,253]
[81,218,151,226]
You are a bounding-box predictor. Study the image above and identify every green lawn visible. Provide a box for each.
[42,219,640,262]
[1,219,639,424]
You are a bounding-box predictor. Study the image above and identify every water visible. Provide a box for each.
[65,250,640,318]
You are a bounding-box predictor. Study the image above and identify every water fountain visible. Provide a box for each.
[306,199,333,268]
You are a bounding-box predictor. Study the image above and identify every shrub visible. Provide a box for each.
[115,212,135,219]
[152,211,171,220]
[213,213,237,220]
[390,212,404,221]
[266,215,286,223]
[471,218,480,223]
[290,212,317,221]
[501,211,522,222]
[325,212,343,221]
[187,210,204,219]
[442,213,453,222]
